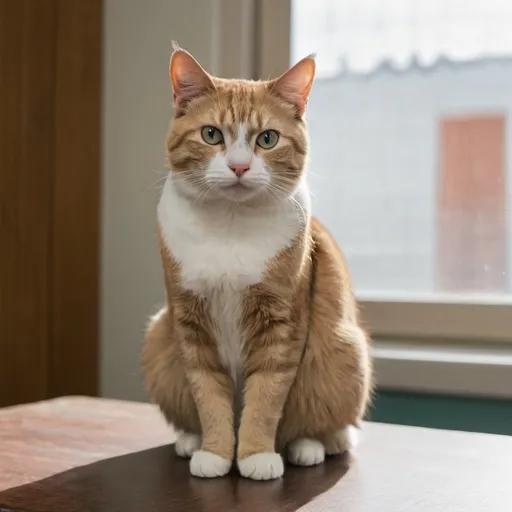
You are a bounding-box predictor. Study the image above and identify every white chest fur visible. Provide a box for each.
[157,177,309,383]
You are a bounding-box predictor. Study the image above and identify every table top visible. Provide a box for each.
[0,397,511,512]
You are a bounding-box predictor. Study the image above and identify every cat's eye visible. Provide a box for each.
[201,126,224,145]
[256,130,279,149]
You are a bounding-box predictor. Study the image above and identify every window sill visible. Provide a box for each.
[360,298,512,343]
[373,339,512,399]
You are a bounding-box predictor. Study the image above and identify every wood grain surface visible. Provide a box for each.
[0,397,171,491]
[1,397,512,512]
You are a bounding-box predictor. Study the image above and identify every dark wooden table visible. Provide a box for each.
[1,397,511,511]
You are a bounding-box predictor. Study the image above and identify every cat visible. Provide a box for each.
[142,44,372,481]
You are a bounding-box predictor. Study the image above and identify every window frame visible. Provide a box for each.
[255,0,512,396]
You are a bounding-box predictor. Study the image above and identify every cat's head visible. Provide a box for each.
[166,44,315,204]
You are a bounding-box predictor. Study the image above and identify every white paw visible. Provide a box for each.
[288,439,325,466]
[190,450,231,478]
[238,452,284,480]
[175,432,201,458]
[326,426,359,455]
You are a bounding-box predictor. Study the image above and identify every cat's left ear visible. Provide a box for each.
[169,43,213,115]
[271,54,316,117]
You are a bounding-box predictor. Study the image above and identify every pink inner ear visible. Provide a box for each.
[175,80,204,104]
[170,50,212,113]
[273,56,316,115]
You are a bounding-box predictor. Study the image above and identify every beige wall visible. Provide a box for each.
[101,0,256,400]
[101,0,218,400]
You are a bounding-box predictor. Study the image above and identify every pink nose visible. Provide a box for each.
[229,163,250,177]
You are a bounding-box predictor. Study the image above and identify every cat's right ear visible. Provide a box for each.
[169,45,213,115]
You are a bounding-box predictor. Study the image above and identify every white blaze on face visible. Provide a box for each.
[204,123,270,200]
[225,124,252,167]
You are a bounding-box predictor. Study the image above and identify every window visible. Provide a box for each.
[257,0,512,353]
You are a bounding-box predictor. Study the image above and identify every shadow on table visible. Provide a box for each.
[0,445,351,512]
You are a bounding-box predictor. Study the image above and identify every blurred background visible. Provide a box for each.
[1,0,511,434]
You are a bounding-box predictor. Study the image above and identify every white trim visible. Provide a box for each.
[210,0,221,74]
[255,0,291,78]
[374,339,512,398]
[361,299,512,343]
[358,291,512,305]
[211,0,257,79]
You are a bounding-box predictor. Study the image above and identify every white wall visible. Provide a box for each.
[101,0,256,400]
[101,0,218,400]
[307,60,512,294]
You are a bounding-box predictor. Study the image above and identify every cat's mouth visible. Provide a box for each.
[220,182,251,190]
[217,180,262,202]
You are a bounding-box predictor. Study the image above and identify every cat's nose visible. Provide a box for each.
[229,163,250,177]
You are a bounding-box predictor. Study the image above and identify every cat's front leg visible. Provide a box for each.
[237,302,302,480]
[176,299,236,478]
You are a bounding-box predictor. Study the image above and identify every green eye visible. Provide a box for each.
[201,126,223,145]
[256,130,279,149]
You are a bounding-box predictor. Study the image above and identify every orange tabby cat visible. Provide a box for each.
[143,44,372,480]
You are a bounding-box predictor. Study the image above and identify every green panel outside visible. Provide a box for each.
[368,390,512,436]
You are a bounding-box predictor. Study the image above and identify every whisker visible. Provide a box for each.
[141,174,169,196]
[197,183,215,206]
[264,180,309,225]
[306,170,325,180]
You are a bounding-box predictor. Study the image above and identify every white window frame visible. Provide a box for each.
[254,0,512,398]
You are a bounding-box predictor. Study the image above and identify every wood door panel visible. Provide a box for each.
[0,0,100,406]
[0,0,57,405]
[50,0,101,397]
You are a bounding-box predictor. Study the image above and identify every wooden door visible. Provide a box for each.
[0,0,101,406]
